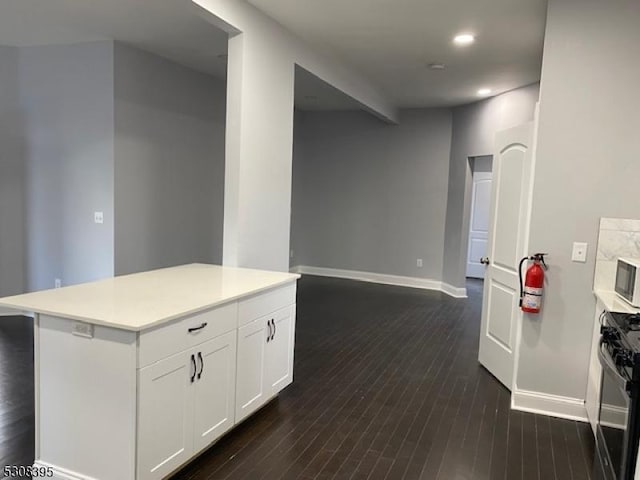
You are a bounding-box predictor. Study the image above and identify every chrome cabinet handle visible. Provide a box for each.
[272,319,276,340]
[267,319,272,343]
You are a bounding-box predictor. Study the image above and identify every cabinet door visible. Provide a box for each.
[586,300,605,434]
[192,330,237,453]
[137,351,194,480]
[266,305,296,396]
[235,318,269,423]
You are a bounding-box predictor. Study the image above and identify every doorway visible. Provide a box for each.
[465,155,493,280]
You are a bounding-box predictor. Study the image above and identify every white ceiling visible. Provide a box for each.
[295,66,363,111]
[249,0,548,107]
[0,0,229,78]
[0,0,547,109]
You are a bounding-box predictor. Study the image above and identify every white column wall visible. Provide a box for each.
[223,32,295,270]
[193,0,397,271]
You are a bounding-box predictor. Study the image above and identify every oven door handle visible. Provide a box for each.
[598,337,630,394]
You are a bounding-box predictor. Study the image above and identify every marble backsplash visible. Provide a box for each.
[594,218,640,291]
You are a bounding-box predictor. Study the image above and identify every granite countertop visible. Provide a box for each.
[0,264,300,331]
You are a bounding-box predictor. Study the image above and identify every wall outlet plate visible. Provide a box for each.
[54,278,62,289]
[417,258,423,268]
[72,321,94,339]
[571,242,588,263]
[94,211,104,224]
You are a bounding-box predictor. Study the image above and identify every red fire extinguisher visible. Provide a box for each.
[518,253,548,314]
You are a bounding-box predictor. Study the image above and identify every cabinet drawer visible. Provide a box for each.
[138,302,238,368]
[238,283,297,326]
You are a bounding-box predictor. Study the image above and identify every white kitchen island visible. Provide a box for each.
[0,264,300,480]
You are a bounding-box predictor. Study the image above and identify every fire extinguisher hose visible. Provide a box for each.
[518,256,529,307]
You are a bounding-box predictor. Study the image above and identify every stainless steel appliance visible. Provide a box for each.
[595,311,640,480]
[615,258,640,308]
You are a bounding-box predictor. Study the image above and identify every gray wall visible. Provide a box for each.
[517,0,640,400]
[113,43,226,275]
[291,108,453,280]
[0,46,26,297]
[442,84,541,288]
[473,155,492,174]
[18,42,115,291]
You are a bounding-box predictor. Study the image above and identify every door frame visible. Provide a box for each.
[465,157,493,279]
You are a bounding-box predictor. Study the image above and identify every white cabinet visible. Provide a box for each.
[236,318,269,422]
[28,276,297,480]
[193,330,237,453]
[266,305,296,394]
[137,351,195,480]
[235,305,296,423]
[137,331,237,480]
[586,299,605,433]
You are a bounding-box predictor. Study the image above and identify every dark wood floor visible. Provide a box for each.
[0,316,35,480]
[0,276,593,479]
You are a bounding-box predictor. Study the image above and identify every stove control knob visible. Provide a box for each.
[622,351,634,367]
[614,349,633,367]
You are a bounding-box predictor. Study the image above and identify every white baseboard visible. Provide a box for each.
[290,265,467,299]
[441,282,468,298]
[512,388,588,422]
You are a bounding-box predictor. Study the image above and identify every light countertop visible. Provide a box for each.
[0,264,300,331]
[594,288,640,314]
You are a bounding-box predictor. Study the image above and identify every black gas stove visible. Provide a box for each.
[602,312,640,384]
[607,311,640,340]
[596,311,640,480]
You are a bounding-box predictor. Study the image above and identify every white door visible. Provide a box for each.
[265,305,296,395]
[478,122,534,390]
[192,331,237,453]
[235,318,269,423]
[466,171,493,279]
[137,351,194,480]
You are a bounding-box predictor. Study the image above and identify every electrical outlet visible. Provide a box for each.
[417,258,423,268]
[72,321,94,339]
[290,249,294,259]
[94,211,104,224]
[54,278,62,288]
[571,242,588,263]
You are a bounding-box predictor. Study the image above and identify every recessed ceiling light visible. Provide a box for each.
[453,33,475,46]
[428,62,446,70]
[477,88,492,96]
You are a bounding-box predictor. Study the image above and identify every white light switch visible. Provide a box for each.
[94,211,104,224]
[571,242,588,263]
